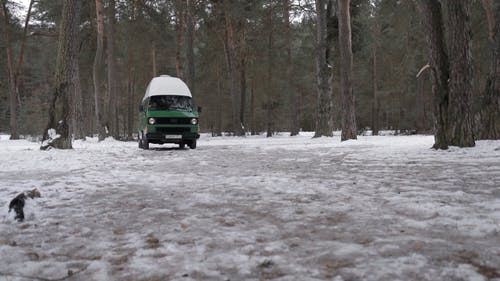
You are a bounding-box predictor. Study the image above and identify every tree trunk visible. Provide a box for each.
[186,0,195,93]
[41,0,81,150]
[416,0,450,149]
[71,52,84,139]
[215,58,223,137]
[416,73,425,133]
[444,0,475,147]
[478,0,500,140]
[482,0,495,40]
[1,1,19,139]
[107,0,118,138]
[266,5,274,138]
[314,0,334,138]
[151,42,157,77]
[93,0,106,140]
[371,17,380,136]
[70,2,83,140]
[14,0,34,97]
[284,0,299,136]
[223,11,242,135]
[175,0,185,80]
[250,78,256,135]
[239,28,247,135]
[338,0,357,141]
[371,44,379,136]
[127,50,135,140]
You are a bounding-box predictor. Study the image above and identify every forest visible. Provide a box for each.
[1,0,499,149]
[1,1,500,279]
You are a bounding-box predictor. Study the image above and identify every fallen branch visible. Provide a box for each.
[416,63,430,78]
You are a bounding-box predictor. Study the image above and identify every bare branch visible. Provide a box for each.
[416,63,430,78]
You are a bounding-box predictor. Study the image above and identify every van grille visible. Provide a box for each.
[155,117,191,125]
[156,127,191,134]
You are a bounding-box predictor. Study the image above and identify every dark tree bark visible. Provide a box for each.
[250,78,257,135]
[371,44,379,136]
[186,0,195,93]
[1,0,19,139]
[417,0,475,148]
[107,0,118,138]
[284,0,299,136]
[444,0,475,147]
[175,0,185,80]
[223,8,243,136]
[266,4,274,138]
[93,0,106,140]
[416,71,426,133]
[41,0,81,150]
[151,42,157,77]
[239,28,247,134]
[482,0,495,40]
[71,51,84,139]
[14,0,34,95]
[69,0,83,140]
[338,0,357,141]
[371,17,380,136]
[215,58,223,137]
[478,0,500,140]
[127,48,135,140]
[314,0,334,138]
[416,0,451,149]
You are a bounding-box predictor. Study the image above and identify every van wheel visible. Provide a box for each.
[188,140,197,149]
[179,143,185,149]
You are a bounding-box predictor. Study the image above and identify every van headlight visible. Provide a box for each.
[190,118,198,125]
[148,117,156,125]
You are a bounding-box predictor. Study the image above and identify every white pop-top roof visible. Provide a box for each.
[143,75,192,101]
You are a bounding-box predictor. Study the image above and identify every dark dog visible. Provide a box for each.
[8,193,26,222]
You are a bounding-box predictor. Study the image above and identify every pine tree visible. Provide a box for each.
[339,0,357,141]
[41,0,81,150]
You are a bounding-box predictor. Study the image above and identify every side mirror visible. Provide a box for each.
[139,105,144,112]
[197,106,202,113]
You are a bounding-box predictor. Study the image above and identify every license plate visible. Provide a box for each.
[165,134,182,139]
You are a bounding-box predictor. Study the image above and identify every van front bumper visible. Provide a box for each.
[146,132,200,143]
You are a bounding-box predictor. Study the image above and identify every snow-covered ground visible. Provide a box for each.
[0,133,499,281]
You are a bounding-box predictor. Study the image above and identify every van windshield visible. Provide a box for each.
[148,95,194,112]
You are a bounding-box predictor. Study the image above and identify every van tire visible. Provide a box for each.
[188,140,197,149]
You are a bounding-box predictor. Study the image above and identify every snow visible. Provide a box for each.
[0,133,499,280]
[143,75,192,101]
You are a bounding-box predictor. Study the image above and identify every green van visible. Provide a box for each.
[138,75,200,149]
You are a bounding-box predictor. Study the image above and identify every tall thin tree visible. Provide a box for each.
[314,0,334,138]
[186,0,195,93]
[339,0,357,141]
[266,2,275,137]
[223,3,243,136]
[107,0,118,138]
[1,0,34,140]
[371,11,380,136]
[175,0,185,80]
[93,0,106,140]
[284,0,299,136]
